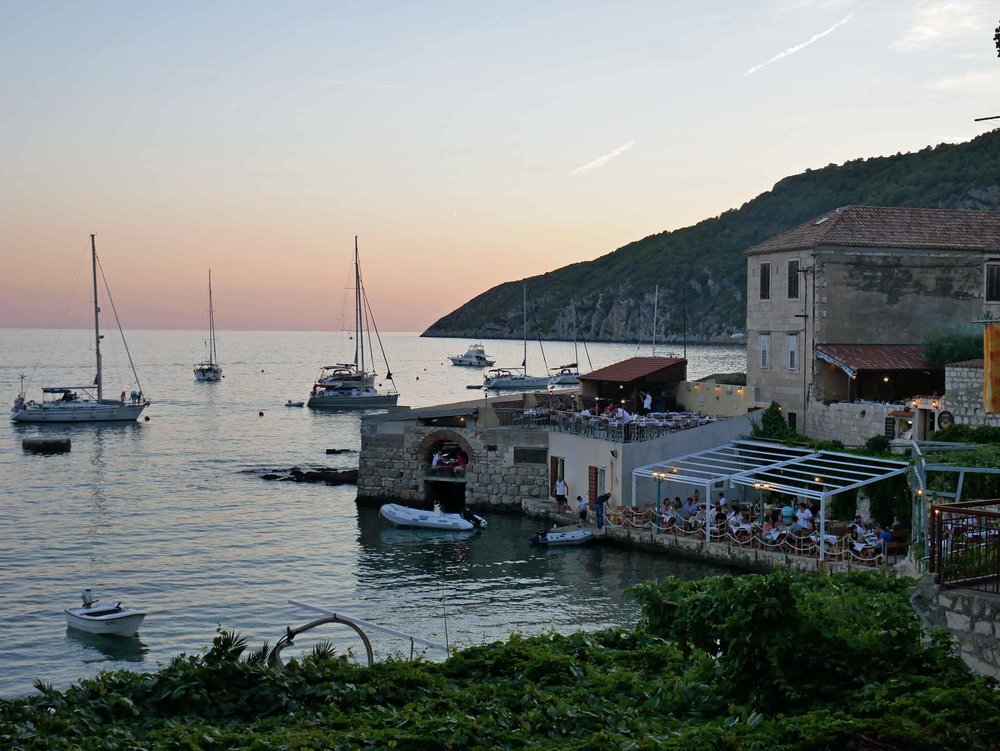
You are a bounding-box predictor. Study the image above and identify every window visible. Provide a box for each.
[787,411,797,431]
[987,263,1000,302]
[759,262,771,300]
[787,260,799,298]
[787,333,799,371]
[760,333,771,370]
[514,448,547,464]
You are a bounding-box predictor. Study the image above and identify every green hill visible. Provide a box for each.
[423,130,1000,343]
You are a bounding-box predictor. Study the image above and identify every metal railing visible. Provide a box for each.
[930,499,1000,593]
[491,408,717,443]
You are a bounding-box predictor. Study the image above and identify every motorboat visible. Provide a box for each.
[193,269,222,382]
[483,368,550,391]
[380,503,487,531]
[530,529,596,546]
[549,364,580,386]
[449,343,495,367]
[11,235,149,423]
[285,400,305,407]
[308,237,400,411]
[64,589,146,637]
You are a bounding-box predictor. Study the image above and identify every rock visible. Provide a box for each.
[326,448,355,455]
[261,473,280,481]
[250,466,358,485]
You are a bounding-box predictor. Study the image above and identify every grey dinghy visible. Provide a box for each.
[65,590,146,637]
[530,529,596,546]
[380,503,487,531]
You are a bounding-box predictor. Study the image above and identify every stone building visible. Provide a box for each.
[745,205,1000,444]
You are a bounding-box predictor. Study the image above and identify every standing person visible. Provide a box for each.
[577,495,589,527]
[595,492,610,530]
[791,501,813,532]
[555,477,569,513]
[641,390,653,415]
[431,450,443,471]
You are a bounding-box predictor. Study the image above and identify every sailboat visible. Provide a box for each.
[483,285,550,391]
[11,235,149,423]
[549,303,583,386]
[307,237,399,410]
[193,270,222,382]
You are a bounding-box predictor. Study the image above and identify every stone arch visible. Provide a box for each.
[417,429,475,464]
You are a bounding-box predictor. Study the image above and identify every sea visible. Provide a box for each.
[0,330,746,697]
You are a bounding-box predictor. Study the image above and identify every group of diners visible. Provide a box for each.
[429,449,467,475]
[650,490,910,561]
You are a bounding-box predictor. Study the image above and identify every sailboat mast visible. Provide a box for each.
[573,302,578,365]
[91,234,102,400]
[208,269,216,366]
[523,284,527,371]
[652,285,658,356]
[355,236,364,371]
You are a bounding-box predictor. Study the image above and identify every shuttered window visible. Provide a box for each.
[987,264,1000,302]
[588,466,598,503]
[759,262,771,300]
[788,260,799,298]
[760,333,771,370]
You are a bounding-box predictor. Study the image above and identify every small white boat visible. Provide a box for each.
[548,364,580,386]
[380,503,487,531]
[285,400,305,407]
[483,368,550,391]
[530,529,596,546]
[64,590,146,637]
[449,343,495,367]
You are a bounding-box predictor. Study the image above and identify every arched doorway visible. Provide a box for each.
[417,430,475,512]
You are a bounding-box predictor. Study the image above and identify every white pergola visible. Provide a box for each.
[632,439,909,559]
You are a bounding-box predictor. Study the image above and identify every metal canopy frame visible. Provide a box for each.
[632,440,908,560]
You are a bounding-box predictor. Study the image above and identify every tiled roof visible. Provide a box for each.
[580,356,685,383]
[816,344,932,377]
[948,358,984,368]
[746,206,1000,256]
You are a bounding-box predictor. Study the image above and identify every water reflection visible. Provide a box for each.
[66,629,148,664]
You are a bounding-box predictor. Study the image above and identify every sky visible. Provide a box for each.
[1,0,998,331]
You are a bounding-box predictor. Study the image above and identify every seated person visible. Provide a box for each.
[661,503,676,528]
[891,515,909,532]
[852,515,867,540]
[781,501,795,527]
[790,502,813,533]
[726,508,744,529]
[680,497,699,520]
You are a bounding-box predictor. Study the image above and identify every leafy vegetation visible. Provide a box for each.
[3,573,998,749]
[922,327,982,368]
[426,130,1000,342]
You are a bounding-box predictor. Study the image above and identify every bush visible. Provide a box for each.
[923,327,982,368]
[864,434,892,454]
[752,401,794,439]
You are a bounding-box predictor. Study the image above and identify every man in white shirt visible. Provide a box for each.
[555,478,569,512]
[791,502,813,532]
[716,492,728,507]
[616,406,633,423]
[431,451,442,469]
[641,391,653,415]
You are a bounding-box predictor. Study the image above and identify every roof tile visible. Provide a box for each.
[580,356,686,383]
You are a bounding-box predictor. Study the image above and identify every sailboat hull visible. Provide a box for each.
[307,392,399,410]
[11,400,146,423]
[194,366,222,382]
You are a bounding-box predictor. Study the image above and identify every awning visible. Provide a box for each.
[816,344,931,378]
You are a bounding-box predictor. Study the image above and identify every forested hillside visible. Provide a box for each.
[423,130,1000,343]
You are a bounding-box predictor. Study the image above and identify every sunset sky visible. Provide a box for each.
[2,1,997,331]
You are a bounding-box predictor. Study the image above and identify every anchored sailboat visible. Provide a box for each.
[483,285,549,390]
[193,270,222,382]
[11,235,148,423]
[307,238,399,410]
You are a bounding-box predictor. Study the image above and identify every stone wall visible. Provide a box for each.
[805,399,896,447]
[358,422,549,509]
[911,577,1000,678]
[944,361,1000,427]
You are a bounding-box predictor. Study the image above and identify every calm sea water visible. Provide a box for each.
[0,330,745,697]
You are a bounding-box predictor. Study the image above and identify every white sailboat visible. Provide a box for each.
[484,285,550,391]
[11,235,149,423]
[308,237,399,410]
[193,270,222,382]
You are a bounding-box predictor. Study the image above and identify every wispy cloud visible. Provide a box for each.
[928,69,1000,94]
[129,63,405,89]
[744,12,854,76]
[893,1,985,52]
[569,142,635,176]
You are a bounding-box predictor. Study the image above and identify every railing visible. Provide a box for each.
[490,408,718,443]
[425,464,467,479]
[930,499,1000,593]
[603,507,887,565]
